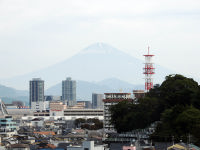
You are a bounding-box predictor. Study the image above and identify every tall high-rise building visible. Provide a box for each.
[92,93,104,109]
[62,77,76,106]
[30,78,47,111]
[30,78,44,104]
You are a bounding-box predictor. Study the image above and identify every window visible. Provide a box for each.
[84,148,89,150]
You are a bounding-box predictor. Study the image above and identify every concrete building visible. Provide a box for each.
[31,101,49,112]
[5,104,18,109]
[77,101,92,109]
[84,101,92,109]
[103,93,133,131]
[62,77,76,106]
[0,116,17,137]
[67,141,106,150]
[8,144,30,150]
[49,101,67,116]
[31,118,44,127]
[92,93,104,109]
[64,109,103,120]
[45,95,62,101]
[50,110,64,116]
[29,78,46,111]
[1,109,33,119]
[49,101,67,111]
[23,109,104,121]
[69,101,85,109]
[133,90,145,100]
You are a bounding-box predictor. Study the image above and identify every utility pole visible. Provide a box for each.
[172,136,174,145]
[188,134,191,150]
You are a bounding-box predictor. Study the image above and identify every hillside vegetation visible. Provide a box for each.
[110,74,200,144]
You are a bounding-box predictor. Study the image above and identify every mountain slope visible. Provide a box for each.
[0,43,174,90]
[46,78,143,101]
[46,80,111,100]
[0,84,28,97]
[0,84,28,105]
[97,78,144,90]
[0,77,143,103]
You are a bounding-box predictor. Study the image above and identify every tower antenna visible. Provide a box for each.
[143,47,155,91]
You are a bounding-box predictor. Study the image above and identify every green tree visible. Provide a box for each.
[110,100,133,132]
[77,118,103,130]
[110,74,200,143]
[159,74,200,108]
[74,118,86,128]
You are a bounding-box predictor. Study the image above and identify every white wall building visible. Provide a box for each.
[22,109,104,121]
[50,110,64,116]
[31,101,49,112]
[103,93,133,131]
[31,118,44,127]
[67,141,106,150]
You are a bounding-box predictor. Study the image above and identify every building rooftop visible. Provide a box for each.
[32,78,43,81]
[34,131,56,135]
[133,90,145,93]
[104,93,131,95]
[103,99,133,103]
[10,144,30,148]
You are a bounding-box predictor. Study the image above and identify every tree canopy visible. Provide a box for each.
[110,74,200,144]
[74,118,103,130]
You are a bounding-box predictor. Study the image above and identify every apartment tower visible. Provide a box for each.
[29,78,46,111]
[92,93,104,109]
[62,77,76,106]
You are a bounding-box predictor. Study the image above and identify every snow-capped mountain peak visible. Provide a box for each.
[80,42,120,54]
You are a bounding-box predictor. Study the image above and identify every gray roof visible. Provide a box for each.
[7,109,33,115]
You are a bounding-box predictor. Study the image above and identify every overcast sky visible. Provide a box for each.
[0,0,200,82]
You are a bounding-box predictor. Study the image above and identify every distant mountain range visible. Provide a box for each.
[0,42,174,103]
[0,78,143,103]
[46,78,144,101]
[0,84,27,97]
[0,43,174,90]
[0,84,28,105]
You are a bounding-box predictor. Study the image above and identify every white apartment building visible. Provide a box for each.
[103,93,133,132]
[67,141,107,150]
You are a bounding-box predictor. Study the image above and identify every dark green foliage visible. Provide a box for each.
[110,74,200,143]
[159,74,199,108]
[74,118,86,128]
[74,118,103,130]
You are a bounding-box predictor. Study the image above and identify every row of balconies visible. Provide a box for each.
[64,114,103,116]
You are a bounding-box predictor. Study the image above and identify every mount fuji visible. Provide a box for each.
[0,43,173,90]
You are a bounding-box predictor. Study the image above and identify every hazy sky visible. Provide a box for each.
[0,0,200,82]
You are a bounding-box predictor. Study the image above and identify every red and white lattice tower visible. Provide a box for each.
[143,47,155,91]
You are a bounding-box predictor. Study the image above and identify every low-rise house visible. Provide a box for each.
[44,120,54,127]
[56,133,85,142]
[13,135,35,144]
[31,118,44,127]
[34,131,56,136]
[123,145,136,150]
[8,144,30,150]
[67,141,106,150]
